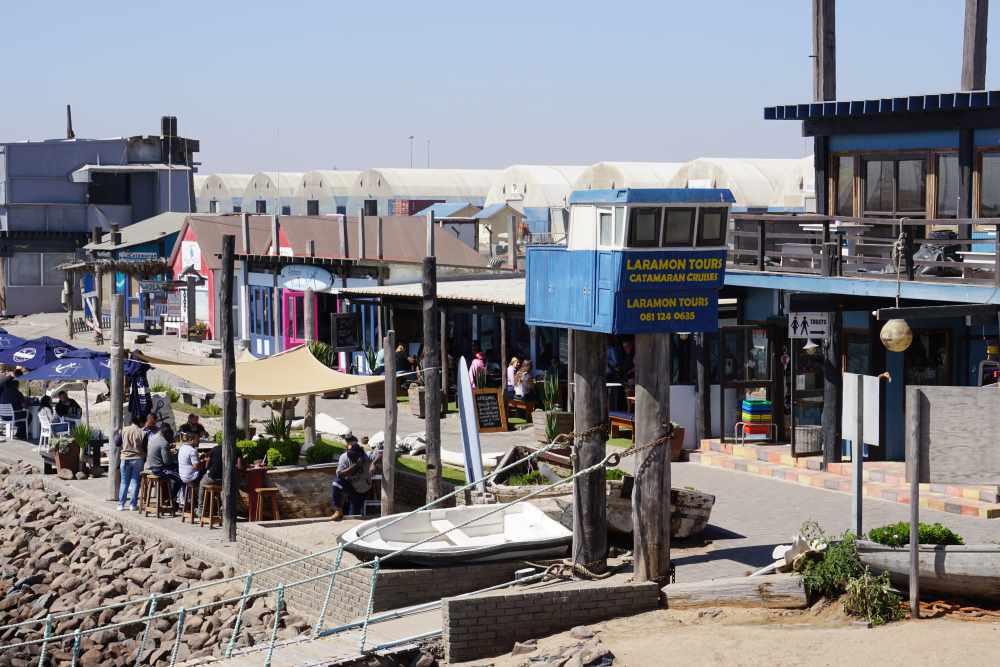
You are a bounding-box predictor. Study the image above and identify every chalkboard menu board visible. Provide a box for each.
[473,388,508,433]
[330,312,360,350]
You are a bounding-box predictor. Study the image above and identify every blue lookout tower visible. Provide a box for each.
[525,188,735,334]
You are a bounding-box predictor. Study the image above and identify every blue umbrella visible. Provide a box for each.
[0,333,25,352]
[0,336,75,370]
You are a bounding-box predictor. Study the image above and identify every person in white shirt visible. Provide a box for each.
[514,360,537,400]
[505,357,520,398]
[176,432,204,505]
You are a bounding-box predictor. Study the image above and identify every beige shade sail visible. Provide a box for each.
[134,345,383,400]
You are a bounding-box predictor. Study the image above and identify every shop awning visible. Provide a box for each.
[134,345,382,399]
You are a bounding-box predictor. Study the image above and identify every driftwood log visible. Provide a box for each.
[663,573,807,610]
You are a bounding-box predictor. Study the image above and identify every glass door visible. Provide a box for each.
[282,290,316,349]
[719,325,780,443]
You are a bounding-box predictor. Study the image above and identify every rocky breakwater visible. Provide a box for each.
[0,467,310,666]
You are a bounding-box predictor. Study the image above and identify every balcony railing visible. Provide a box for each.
[728,213,1000,288]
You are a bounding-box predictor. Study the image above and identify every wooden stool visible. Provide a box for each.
[137,472,153,511]
[199,483,223,528]
[143,473,176,518]
[253,488,280,522]
[180,481,198,523]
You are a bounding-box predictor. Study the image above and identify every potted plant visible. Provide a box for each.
[534,366,573,443]
[186,321,208,342]
[49,434,80,474]
[408,379,446,418]
[356,345,386,408]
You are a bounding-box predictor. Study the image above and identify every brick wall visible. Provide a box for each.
[237,519,525,623]
[442,579,661,663]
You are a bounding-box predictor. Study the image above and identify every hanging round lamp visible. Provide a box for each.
[880,318,913,353]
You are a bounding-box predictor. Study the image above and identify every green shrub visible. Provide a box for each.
[309,341,335,368]
[202,403,222,417]
[236,439,267,464]
[304,440,342,465]
[507,470,549,486]
[605,468,625,481]
[150,380,172,394]
[867,522,964,548]
[265,415,292,441]
[842,569,905,626]
[265,447,286,467]
[213,428,248,444]
[800,532,864,601]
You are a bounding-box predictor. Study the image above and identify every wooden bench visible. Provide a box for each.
[180,387,216,408]
[609,411,635,441]
[506,398,536,420]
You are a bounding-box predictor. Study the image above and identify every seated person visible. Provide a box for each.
[331,436,372,521]
[178,413,209,442]
[37,396,56,426]
[146,424,182,498]
[513,360,537,400]
[176,432,204,505]
[54,391,82,419]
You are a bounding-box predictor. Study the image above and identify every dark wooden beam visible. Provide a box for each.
[572,330,608,574]
[789,293,895,312]
[220,234,237,542]
[382,329,397,515]
[959,128,975,239]
[876,303,999,320]
[803,108,1000,136]
[813,0,836,102]
[821,311,843,469]
[963,0,989,91]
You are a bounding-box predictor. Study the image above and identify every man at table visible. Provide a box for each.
[146,424,181,499]
[331,436,372,521]
[176,431,204,505]
[54,391,81,420]
[178,413,209,441]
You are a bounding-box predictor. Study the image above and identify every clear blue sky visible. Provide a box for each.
[2,1,997,172]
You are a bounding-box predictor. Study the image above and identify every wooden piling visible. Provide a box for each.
[304,287,316,449]
[423,213,442,502]
[220,235,238,542]
[572,330,608,573]
[108,295,124,501]
[382,330,398,516]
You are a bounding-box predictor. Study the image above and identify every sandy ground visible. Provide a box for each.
[452,605,1000,666]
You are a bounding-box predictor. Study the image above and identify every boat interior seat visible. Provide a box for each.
[431,519,501,548]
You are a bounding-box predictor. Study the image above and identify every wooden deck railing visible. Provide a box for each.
[728,214,1000,287]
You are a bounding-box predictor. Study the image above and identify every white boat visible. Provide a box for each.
[339,502,572,566]
[857,540,1000,602]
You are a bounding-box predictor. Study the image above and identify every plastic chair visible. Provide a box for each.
[363,474,383,517]
[0,404,28,441]
[37,412,52,452]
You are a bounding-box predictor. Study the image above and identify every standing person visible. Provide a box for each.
[146,424,181,498]
[505,357,520,398]
[468,351,487,388]
[117,415,147,511]
[175,431,204,505]
[330,436,372,521]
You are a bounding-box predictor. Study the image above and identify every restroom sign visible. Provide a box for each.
[788,312,829,339]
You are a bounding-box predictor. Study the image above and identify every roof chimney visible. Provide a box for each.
[66,105,75,140]
[91,227,103,245]
[111,224,122,247]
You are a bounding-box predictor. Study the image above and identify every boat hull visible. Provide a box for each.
[857,540,1000,602]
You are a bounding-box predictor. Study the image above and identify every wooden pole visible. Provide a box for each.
[440,309,449,410]
[499,313,508,379]
[423,210,442,502]
[382,330,398,515]
[812,0,836,102]
[694,332,710,443]
[572,330,608,573]
[507,214,517,271]
[962,0,989,91]
[107,295,124,501]
[632,333,671,583]
[94,268,104,333]
[65,271,75,340]
[566,330,574,413]
[304,288,316,449]
[852,373,864,538]
[907,388,922,619]
[185,275,196,338]
[821,312,842,468]
[376,216,385,339]
[220,235,238,542]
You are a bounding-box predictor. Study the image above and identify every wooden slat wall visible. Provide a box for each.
[907,385,1000,484]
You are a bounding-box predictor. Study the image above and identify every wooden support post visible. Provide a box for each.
[962,0,989,91]
[185,275,196,338]
[694,332,710,443]
[440,309,449,408]
[65,271,75,340]
[304,288,316,449]
[271,268,281,353]
[633,333,671,583]
[821,312,842,468]
[507,214,517,271]
[812,0,836,102]
[339,216,349,259]
[572,330,608,573]
[566,330,574,413]
[382,330,398,515]
[358,215,367,259]
[903,230,916,280]
[907,388,922,619]
[994,224,1000,289]
[499,313,508,378]
[959,129,975,240]
[220,235,238,542]
[108,295,124,501]
[423,212,442,502]
[770,337,785,441]
[376,216,386,338]
[852,373,864,538]
[757,221,766,271]
[94,268,104,332]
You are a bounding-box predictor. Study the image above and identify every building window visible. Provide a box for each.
[662,208,695,246]
[9,253,41,286]
[233,205,242,213]
[598,210,614,247]
[42,253,75,282]
[936,154,959,218]
[209,200,219,213]
[281,205,291,216]
[307,200,320,216]
[697,208,726,245]
[627,207,661,248]
[835,156,854,216]
[256,200,267,214]
[980,153,1000,217]
[863,157,926,216]
[613,207,625,246]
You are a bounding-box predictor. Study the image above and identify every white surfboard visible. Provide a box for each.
[457,356,486,491]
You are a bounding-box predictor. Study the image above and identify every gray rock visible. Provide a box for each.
[511,640,538,655]
[200,567,224,581]
[74,472,89,480]
[569,626,595,640]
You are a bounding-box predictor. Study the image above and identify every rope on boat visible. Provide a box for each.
[0,422,657,661]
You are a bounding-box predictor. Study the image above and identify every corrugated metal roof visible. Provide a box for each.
[473,203,512,219]
[568,189,735,205]
[413,201,473,218]
[764,90,1000,120]
[84,212,188,251]
[341,277,525,306]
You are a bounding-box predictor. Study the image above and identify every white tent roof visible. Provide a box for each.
[351,168,499,199]
[484,165,586,210]
[667,157,813,209]
[244,172,305,200]
[202,173,252,200]
[574,162,684,190]
[193,174,209,197]
[301,170,361,200]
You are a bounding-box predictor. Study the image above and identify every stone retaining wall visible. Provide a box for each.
[237,519,523,622]
[442,579,661,662]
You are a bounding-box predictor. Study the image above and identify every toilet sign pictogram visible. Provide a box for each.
[788,312,830,339]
